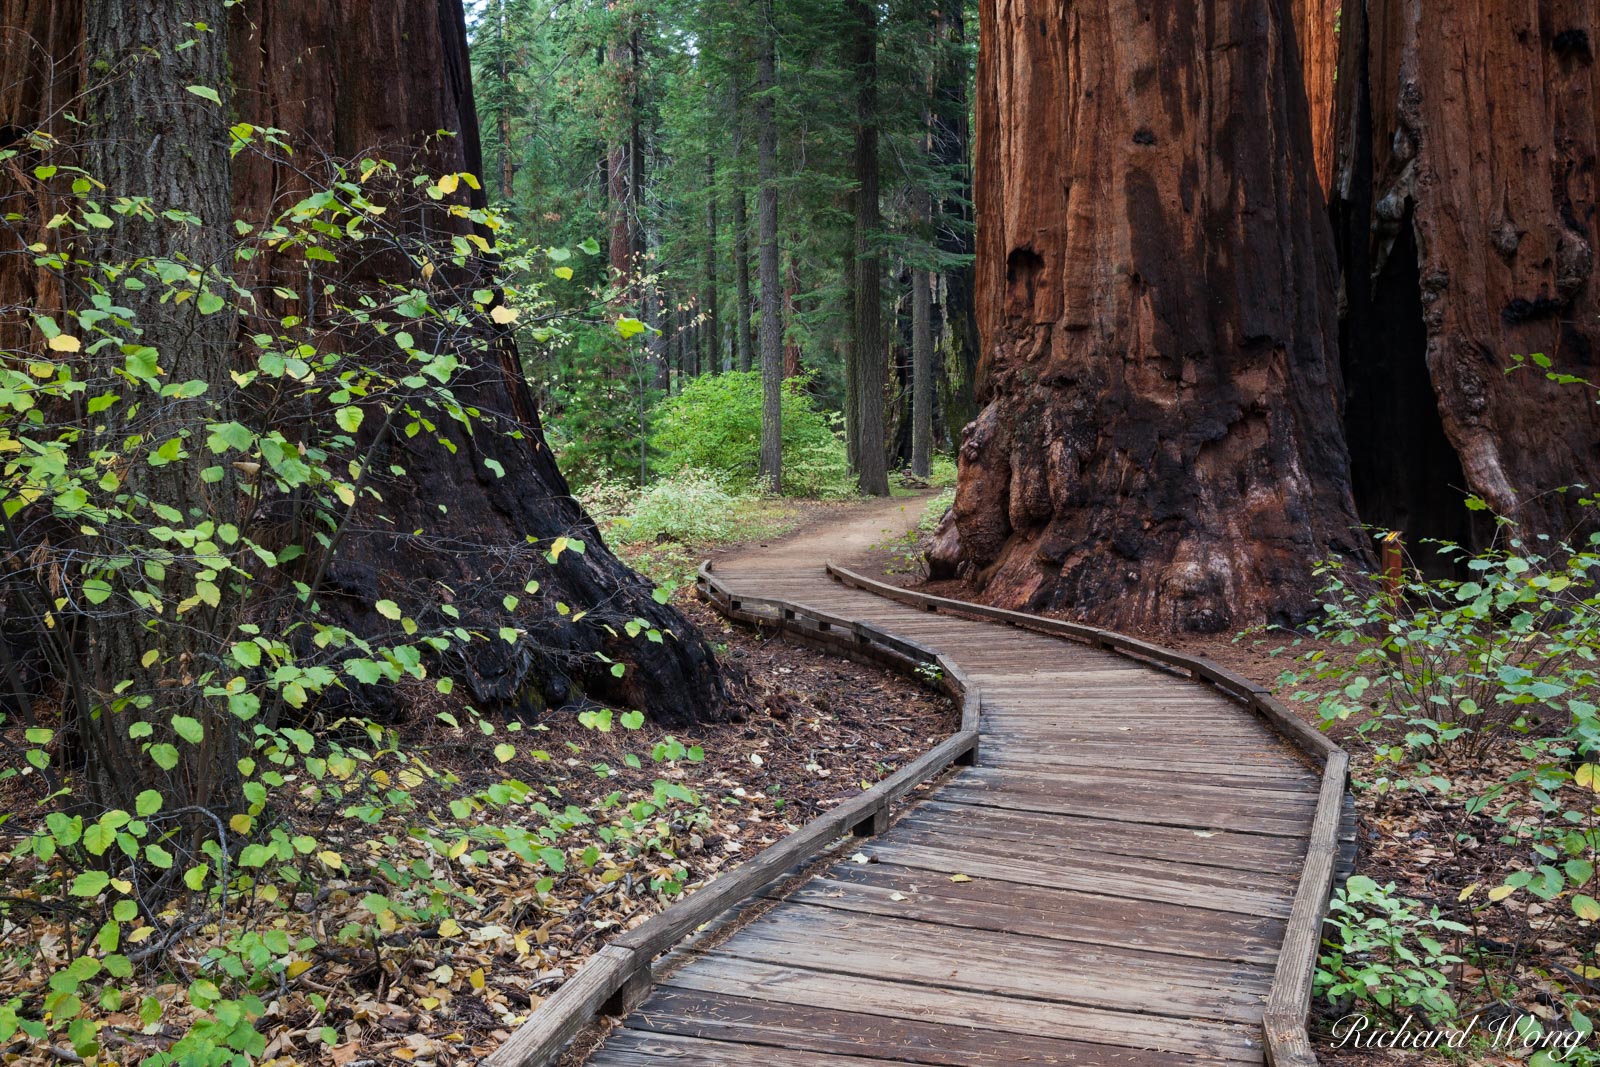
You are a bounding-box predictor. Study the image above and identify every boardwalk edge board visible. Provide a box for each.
[482,561,981,1067]
[824,563,1349,1067]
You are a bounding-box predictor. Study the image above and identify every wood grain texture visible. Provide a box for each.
[574,551,1345,1065]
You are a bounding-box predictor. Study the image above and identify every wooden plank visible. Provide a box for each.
[933,779,1313,837]
[977,745,1314,780]
[588,1029,913,1066]
[856,838,1295,915]
[661,956,1265,1062]
[774,862,1286,962]
[960,765,1319,806]
[945,759,1317,794]
[620,989,1233,1066]
[894,802,1308,875]
[706,903,1275,1018]
[484,944,636,1067]
[869,819,1302,894]
[1264,751,1349,1066]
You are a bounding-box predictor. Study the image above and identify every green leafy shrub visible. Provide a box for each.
[610,469,743,544]
[1316,875,1469,1024]
[651,371,854,498]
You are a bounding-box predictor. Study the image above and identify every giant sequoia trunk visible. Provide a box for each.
[2,0,729,727]
[934,0,1368,632]
[1330,0,1600,549]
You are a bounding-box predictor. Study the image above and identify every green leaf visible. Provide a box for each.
[335,406,364,433]
[80,578,113,605]
[578,237,601,256]
[375,600,402,621]
[615,316,646,339]
[494,743,516,763]
[149,743,180,771]
[1575,894,1600,921]
[186,85,222,105]
[124,346,159,384]
[145,844,173,869]
[621,710,644,730]
[196,290,225,315]
[70,871,110,897]
[170,716,203,744]
[134,790,163,817]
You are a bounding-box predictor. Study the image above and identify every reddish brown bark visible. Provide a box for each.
[1331,0,1600,546]
[936,0,1368,632]
[1290,0,1339,198]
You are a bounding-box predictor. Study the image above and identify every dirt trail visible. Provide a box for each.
[717,492,933,575]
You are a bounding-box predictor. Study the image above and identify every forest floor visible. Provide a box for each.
[0,497,957,1067]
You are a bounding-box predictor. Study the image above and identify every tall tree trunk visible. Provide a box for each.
[732,187,754,373]
[496,0,515,201]
[702,154,720,372]
[936,0,1368,632]
[933,0,980,449]
[730,71,755,375]
[71,0,242,816]
[850,0,889,496]
[756,0,782,491]
[1331,0,1600,548]
[783,254,803,378]
[912,258,934,479]
[231,0,725,723]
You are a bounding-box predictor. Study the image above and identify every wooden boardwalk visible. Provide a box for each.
[576,506,1335,1066]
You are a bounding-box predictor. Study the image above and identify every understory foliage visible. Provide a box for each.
[1284,473,1600,1047]
[0,117,705,1065]
[650,371,854,498]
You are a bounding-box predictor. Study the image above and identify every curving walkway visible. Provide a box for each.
[581,500,1330,1066]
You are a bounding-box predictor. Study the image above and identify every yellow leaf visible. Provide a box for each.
[420,998,440,1011]
[1488,884,1517,902]
[318,850,343,869]
[1578,764,1600,792]
[110,878,132,894]
[127,925,154,943]
[48,334,81,353]
[469,968,486,990]
[447,837,469,860]
[1574,894,1600,921]
[28,362,54,378]
[437,174,460,195]
[260,884,278,902]
[1459,883,1479,902]
[437,918,462,938]
[286,960,313,979]
[949,874,972,884]
[553,266,574,281]
[422,260,436,280]
[230,813,253,834]
[490,305,518,325]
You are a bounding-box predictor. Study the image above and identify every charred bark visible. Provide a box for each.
[1331,0,1600,547]
[937,0,1368,632]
